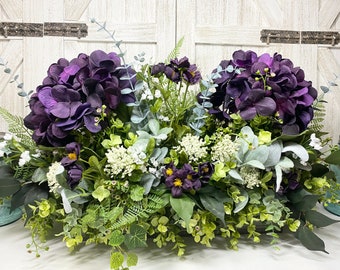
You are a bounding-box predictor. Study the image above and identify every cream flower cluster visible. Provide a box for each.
[239,166,261,189]
[46,162,64,193]
[211,134,240,163]
[104,146,137,178]
[176,134,208,163]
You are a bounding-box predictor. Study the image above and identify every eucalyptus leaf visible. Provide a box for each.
[295,224,328,253]
[140,173,157,194]
[199,189,228,224]
[148,119,160,135]
[228,169,243,183]
[244,160,265,169]
[31,167,48,183]
[120,88,133,94]
[282,142,309,162]
[0,165,20,197]
[264,141,283,167]
[245,145,269,164]
[305,210,339,227]
[325,150,340,165]
[170,195,195,226]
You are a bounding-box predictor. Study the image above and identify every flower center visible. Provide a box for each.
[68,152,77,160]
[166,168,173,176]
[202,167,209,173]
[187,174,193,181]
[174,178,183,187]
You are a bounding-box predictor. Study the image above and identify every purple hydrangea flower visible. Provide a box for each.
[205,50,317,135]
[24,50,137,146]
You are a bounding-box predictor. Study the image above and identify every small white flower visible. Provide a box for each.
[176,134,208,163]
[105,145,137,178]
[18,151,31,167]
[46,162,64,193]
[3,133,13,141]
[309,133,322,150]
[0,150,4,157]
[154,89,161,98]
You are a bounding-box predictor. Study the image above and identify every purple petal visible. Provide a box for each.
[239,106,257,120]
[255,97,277,116]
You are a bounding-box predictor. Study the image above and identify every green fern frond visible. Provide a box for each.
[111,194,164,230]
[309,97,327,132]
[13,164,36,180]
[0,107,35,148]
[165,37,184,64]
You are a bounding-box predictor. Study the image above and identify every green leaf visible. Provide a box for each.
[130,185,145,201]
[305,210,339,227]
[199,188,228,224]
[311,163,329,177]
[31,167,48,183]
[233,188,249,213]
[109,230,125,247]
[0,165,20,197]
[127,253,138,267]
[282,142,309,162]
[110,251,124,270]
[291,194,319,211]
[92,186,110,202]
[295,224,328,253]
[124,224,148,249]
[170,195,195,226]
[148,119,160,135]
[325,150,340,165]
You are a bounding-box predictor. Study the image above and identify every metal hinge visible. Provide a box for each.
[0,22,88,38]
[261,29,339,46]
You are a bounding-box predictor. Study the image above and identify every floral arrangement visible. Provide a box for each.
[1,23,340,269]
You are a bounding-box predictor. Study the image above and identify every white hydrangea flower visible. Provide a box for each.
[211,134,240,163]
[18,150,31,167]
[309,133,322,150]
[176,134,208,163]
[240,166,261,189]
[104,145,137,178]
[46,162,64,193]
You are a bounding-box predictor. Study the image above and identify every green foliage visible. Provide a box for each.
[0,165,20,197]
[0,107,35,148]
[295,222,328,253]
[170,195,195,227]
[111,194,165,230]
[165,36,184,64]
[124,224,148,249]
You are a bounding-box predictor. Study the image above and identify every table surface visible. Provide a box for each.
[1,204,340,270]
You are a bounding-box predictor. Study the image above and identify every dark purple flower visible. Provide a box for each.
[203,50,318,135]
[198,162,214,183]
[61,142,81,166]
[165,163,201,197]
[151,57,201,85]
[24,50,137,146]
[66,163,83,189]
